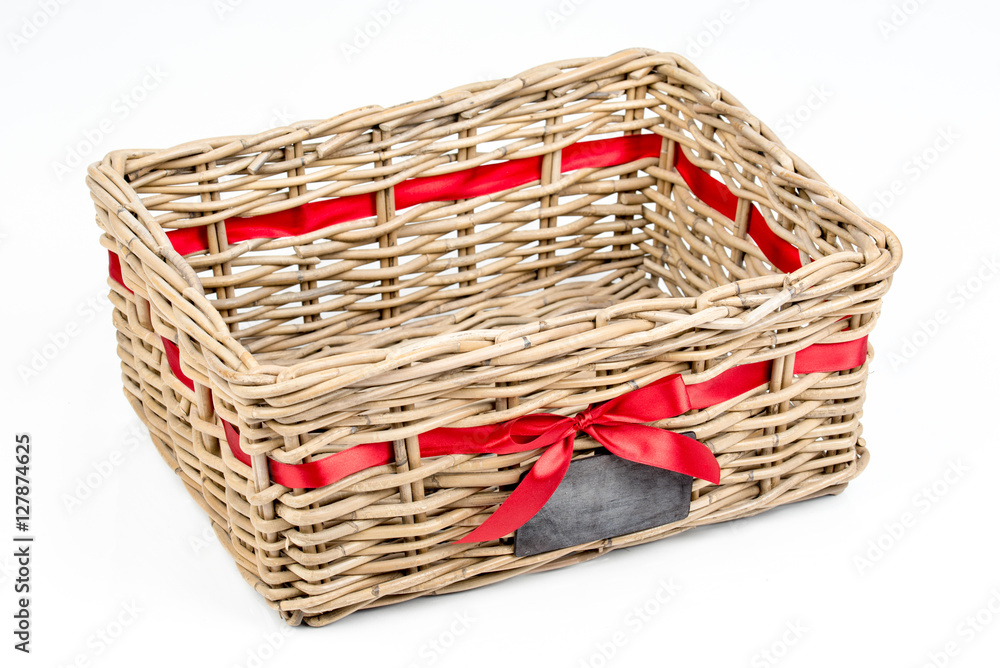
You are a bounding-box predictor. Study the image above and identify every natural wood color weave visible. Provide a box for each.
[87,48,901,626]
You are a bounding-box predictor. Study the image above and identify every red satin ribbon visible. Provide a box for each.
[106,134,804,293]
[135,134,804,271]
[672,147,804,273]
[160,335,194,390]
[108,248,130,292]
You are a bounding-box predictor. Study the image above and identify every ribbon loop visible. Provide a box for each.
[591,424,720,483]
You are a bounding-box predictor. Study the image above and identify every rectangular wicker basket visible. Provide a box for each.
[88,48,901,626]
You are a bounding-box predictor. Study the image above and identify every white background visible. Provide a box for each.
[2,0,999,666]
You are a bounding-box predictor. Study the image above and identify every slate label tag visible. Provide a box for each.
[514,450,694,557]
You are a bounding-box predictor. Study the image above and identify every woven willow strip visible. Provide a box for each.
[87,48,901,626]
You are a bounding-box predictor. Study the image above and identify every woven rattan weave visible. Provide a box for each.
[88,48,901,626]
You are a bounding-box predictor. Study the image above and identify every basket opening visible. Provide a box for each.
[137,129,826,369]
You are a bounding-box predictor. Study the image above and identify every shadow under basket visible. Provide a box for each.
[87,48,901,626]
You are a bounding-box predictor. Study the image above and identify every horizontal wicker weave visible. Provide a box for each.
[87,48,901,626]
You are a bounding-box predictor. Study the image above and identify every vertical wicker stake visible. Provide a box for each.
[598,78,648,393]
[682,130,717,378]
[191,159,249,559]
[688,154,709,370]
[613,77,647,256]
[287,141,320,327]
[696,127,728,289]
[194,384,216,453]
[536,90,562,283]
[823,223,859,477]
[199,161,235,321]
[248,439,295,623]
[760,350,797,494]
[115,241,168,467]
[649,134,713,504]
[373,129,426,565]
[504,91,560,413]
[286,433,328,587]
[193,160,226,463]
[649,135,676,291]
[643,129,687,295]
[457,127,477,290]
[279,142,329,583]
[731,198,752,273]
[245,452,283,595]
[822,303,857,479]
[536,87,561,356]
[828,308,869,475]
[134,293,153,331]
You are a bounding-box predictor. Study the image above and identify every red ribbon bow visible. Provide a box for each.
[217,373,722,544]
[419,375,721,543]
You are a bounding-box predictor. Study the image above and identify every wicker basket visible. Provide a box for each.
[88,48,901,626]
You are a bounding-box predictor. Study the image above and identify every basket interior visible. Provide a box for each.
[126,127,835,371]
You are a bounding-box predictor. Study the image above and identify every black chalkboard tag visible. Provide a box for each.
[513,450,694,557]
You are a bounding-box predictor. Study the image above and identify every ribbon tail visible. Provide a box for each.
[589,424,721,485]
[457,437,575,544]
